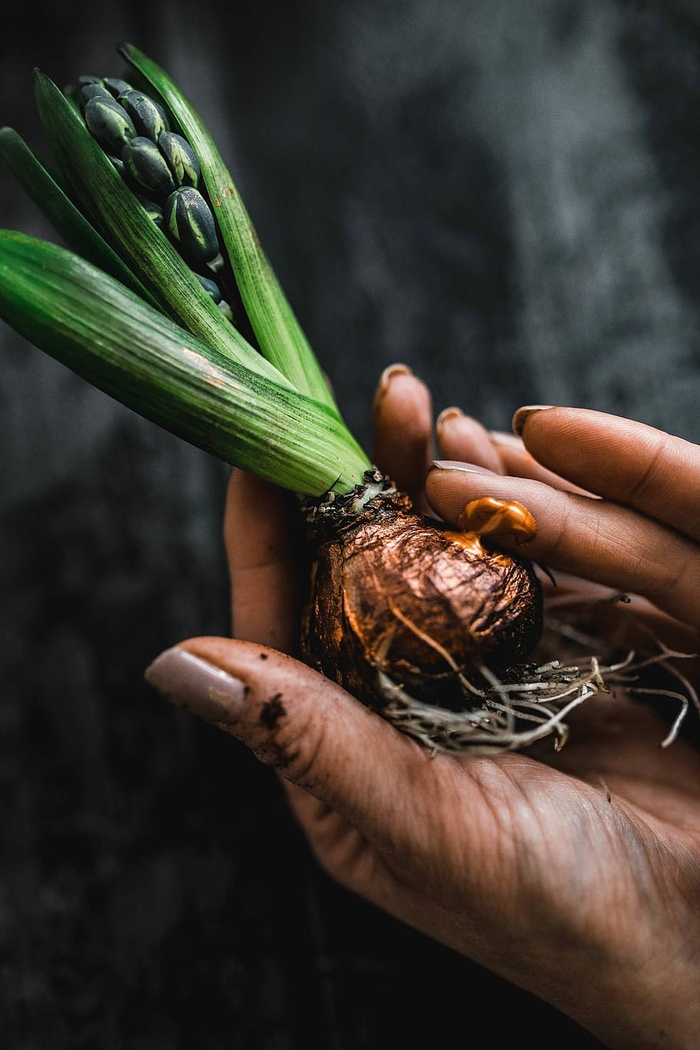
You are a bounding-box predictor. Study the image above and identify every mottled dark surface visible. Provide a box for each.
[2,1,700,1046]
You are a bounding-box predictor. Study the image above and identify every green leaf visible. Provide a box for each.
[121,42,338,410]
[0,231,371,495]
[0,126,159,306]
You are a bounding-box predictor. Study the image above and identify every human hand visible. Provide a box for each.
[145,366,700,1049]
[427,398,700,644]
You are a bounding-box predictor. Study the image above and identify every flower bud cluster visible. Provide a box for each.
[76,75,231,315]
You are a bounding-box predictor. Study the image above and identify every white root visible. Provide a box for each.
[377,601,699,757]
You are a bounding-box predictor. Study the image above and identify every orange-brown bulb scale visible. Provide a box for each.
[300,471,543,710]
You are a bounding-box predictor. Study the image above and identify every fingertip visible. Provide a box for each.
[145,636,305,734]
[511,405,555,437]
[372,363,430,426]
[146,637,416,806]
[145,640,249,726]
[435,406,464,429]
[435,409,504,474]
[373,362,414,410]
[372,363,433,503]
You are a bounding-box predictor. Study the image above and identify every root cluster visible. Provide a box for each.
[379,593,699,757]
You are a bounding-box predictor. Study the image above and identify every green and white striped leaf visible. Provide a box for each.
[0,231,371,496]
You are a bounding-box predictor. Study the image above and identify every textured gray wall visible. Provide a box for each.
[2,1,699,1045]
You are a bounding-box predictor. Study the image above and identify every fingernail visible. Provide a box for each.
[145,646,247,724]
[430,460,497,475]
[435,406,464,431]
[374,362,413,405]
[512,405,554,436]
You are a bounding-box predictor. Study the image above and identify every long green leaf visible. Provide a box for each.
[0,231,371,496]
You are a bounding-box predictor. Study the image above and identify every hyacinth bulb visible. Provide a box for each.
[300,472,543,711]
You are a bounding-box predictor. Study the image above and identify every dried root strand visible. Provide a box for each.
[378,613,699,758]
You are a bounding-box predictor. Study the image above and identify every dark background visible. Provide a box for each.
[2,1,700,1046]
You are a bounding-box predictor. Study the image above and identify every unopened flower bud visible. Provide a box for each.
[83,95,136,153]
[119,89,169,140]
[158,131,200,188]
[122,136,177,199]
[78,82,112,109]
[164,186,220,266]
[195,274,223,303]
[103,77,133,99]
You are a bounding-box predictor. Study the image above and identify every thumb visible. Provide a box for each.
[144,635,424,812]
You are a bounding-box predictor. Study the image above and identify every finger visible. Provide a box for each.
[489,431,592,495]
[143,636,525,947]
[144,636,433,834]
[372,364,433,511]
[435,409,589,494]
[426,463,700,630]
[514,407,700,540]
[435,408,505,473]
[224,469,301,653]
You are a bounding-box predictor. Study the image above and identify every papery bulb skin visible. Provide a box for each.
[300,470,543,710]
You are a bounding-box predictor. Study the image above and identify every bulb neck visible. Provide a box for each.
[301,467,414,542]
